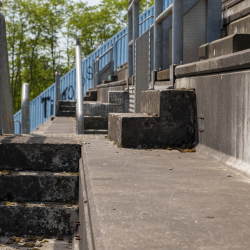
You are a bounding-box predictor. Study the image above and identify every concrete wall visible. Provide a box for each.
[175,69,250,175]
[97,80,127,103]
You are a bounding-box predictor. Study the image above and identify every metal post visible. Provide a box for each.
[109,45,114,76]
[21,83,30,134]
[75,39,84,134]
[96,56,100,86]
[55,70,60,116]
[93,60,96,89]
[172,0,183,65]
[128,9,133,77]
[154,0,163,71]
[132,3,139,75]
[207,0,222,43]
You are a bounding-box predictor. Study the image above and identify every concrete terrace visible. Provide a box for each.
[2,119,250,249]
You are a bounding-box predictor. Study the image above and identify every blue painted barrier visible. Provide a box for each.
[14,1,173,134]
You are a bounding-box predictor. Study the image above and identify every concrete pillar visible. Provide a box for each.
[172,0,183,65]
[207,0,222,43]
[0,11,14,134]
[75,39,84,134]
[55,70,60,116]
[128,10,133,77]
[154,0,163,71]
[132,3,139,75]
[21,83,30,134]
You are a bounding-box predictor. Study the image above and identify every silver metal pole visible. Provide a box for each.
[21,83,30,134]
[154,0,163,71]
[172,0,183,65]
[55,70,60,116]
[93,60,96,89]
[155,4,172,25]
[75,39,84,134]
[128,9,133,77]
[133,3,139,75]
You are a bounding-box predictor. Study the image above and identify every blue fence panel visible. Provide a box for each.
[14,1,173,134]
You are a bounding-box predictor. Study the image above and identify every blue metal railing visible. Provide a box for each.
[14,1,173,134]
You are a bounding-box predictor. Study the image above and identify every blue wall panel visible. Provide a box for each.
[14,1,173,134]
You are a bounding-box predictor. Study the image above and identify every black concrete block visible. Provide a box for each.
[199,34,250,60]
[84,116,108,130]
[59,101,76,108]
[0,202,78,236]
[108,90,196,148]
[0,143,81,172]
[0,172,78,203]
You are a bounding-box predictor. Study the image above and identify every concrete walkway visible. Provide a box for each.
[33,117,76,135]
[82,137,250,250]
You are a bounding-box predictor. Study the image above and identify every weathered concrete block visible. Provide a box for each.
[199,34,250,60]
[0,202,78,236]
[108,90,196,148]
[84,116,108,129]
[156,69,170,81]
[0,172,78,203]
[0,142,81,172]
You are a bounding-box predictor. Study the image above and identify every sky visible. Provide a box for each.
[73,0,102,7]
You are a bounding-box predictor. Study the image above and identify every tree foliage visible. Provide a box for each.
[1,0,153,113]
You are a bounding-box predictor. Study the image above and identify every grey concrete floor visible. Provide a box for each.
[82,137,250,250]
[32,117,76,135]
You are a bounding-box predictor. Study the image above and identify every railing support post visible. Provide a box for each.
[96,56,100,86]
[154,0,163,71]
[207,0,222,43]
[132,2,139,75]
[172,0,183,65]
[128,9,133,78]
[75,39,84,134]
[21,83,30,134]
[109,45,114,76]
[55,70,60,116]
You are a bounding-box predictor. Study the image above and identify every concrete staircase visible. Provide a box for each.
[109,89,196,148]
[83,88,97,102]
[58,101,76,117]
[0,135,81,237]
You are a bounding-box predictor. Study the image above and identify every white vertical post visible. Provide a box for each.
[75,39,84,134]
[21,83,30,134]
[172,0,183,65]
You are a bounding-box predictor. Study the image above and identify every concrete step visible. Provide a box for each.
[59,106,76,112]
[108,90,196,148]
[0,202,78,236]
[0,171,78,203]
[84,129,108,134]
[84,102,123,117]
[199,34,250,60]
[59,101,76,108]
[0,136,81,172]
[108,75,118,82]
[156,69,170,81]
[83,90,97,102]
[84,116,108,130]
[154,81,172,90]
[58,111,76,117]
